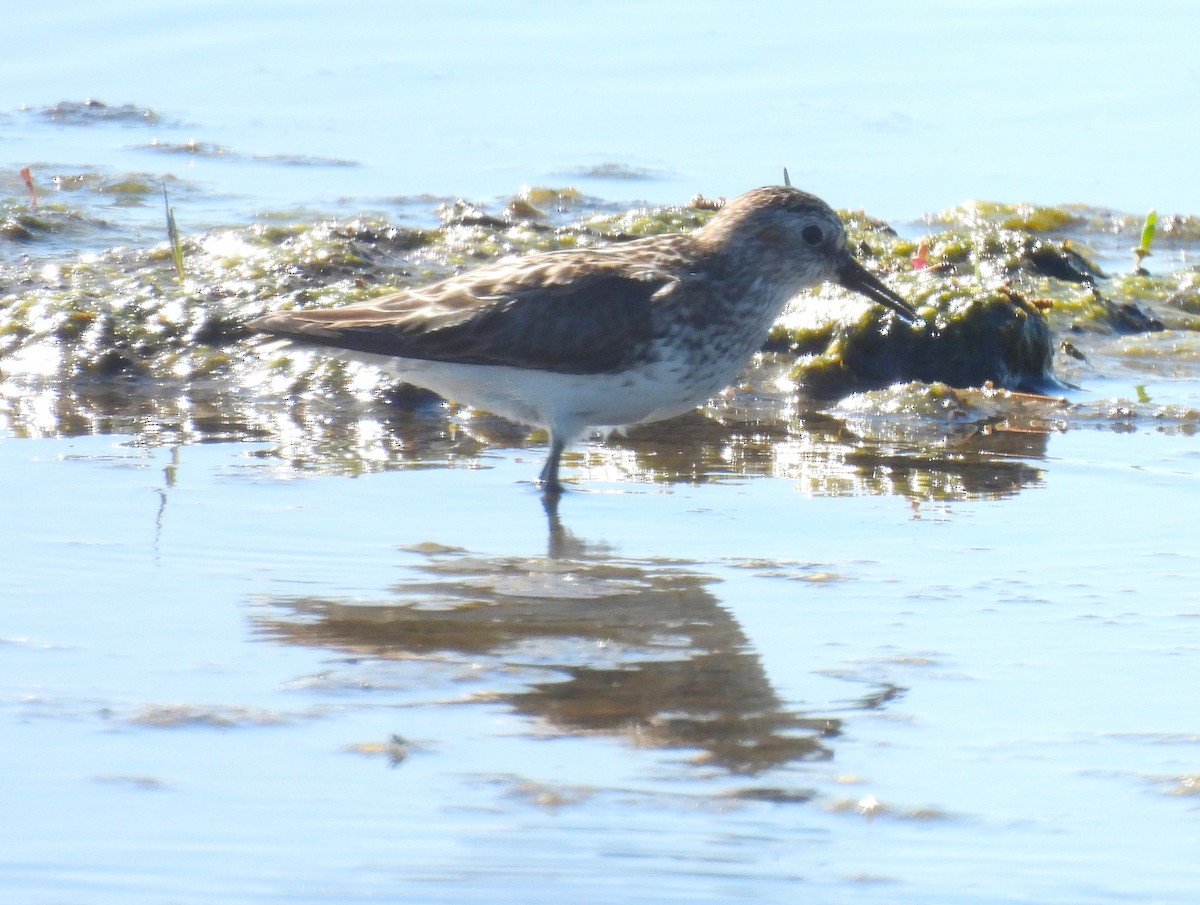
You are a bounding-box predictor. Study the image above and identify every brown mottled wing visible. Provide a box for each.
[249,256,678,375]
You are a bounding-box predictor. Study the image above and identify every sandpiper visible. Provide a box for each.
[249,185,917,493]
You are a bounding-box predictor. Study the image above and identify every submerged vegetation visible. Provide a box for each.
[2,173,1199,481]
[774,285,1056,397]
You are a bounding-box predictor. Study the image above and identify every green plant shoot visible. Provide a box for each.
[1132,208,1157,272]
[1138,209,1157,254]
[163,184,185,281]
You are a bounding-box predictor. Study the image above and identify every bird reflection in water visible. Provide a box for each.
[252,509,901,777]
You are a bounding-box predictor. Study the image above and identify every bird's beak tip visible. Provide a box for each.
[836,257,919,324]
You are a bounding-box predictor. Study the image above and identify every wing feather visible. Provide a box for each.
[249,248,684,374]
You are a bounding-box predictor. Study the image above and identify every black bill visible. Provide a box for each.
[837,257,919,323]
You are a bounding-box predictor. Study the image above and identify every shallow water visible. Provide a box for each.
[2,414,1199,903]
[4,3,1200,903]
[5,1,1200,220]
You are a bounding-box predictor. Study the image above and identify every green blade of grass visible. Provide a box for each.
[1138,209,1157,254]
[163,184,185,281]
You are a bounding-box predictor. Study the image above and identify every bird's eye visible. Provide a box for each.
[801,225,824,245]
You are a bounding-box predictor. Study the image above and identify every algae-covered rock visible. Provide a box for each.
[2,183,1198,425]
[786,286,1056,398]
[1022,240,1106,284]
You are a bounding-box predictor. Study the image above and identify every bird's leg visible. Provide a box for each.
[537,434,566,497]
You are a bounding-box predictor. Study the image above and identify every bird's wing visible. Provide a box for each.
[248,251,682,374]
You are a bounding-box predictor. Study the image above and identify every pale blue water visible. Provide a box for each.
[3,3,1200,903]
[1,429,1198,903]
[4,1,1199,220]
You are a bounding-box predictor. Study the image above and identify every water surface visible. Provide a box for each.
[3,3,1200,903]
[3,389,1199,902]
[4,1,1200,219]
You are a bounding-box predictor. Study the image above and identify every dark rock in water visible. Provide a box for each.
[37,99,160,126]
[1101,298,1165,333]
[437,199,512,230]
[790,287,1057,398]
[91,348,139,377]
[1022,240,1106,284]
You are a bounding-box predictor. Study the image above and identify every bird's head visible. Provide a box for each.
[699,184,919,323]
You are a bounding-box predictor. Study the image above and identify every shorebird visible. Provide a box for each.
[248,184,917,494]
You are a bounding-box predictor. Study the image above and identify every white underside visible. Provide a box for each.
[340,350,738,444]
